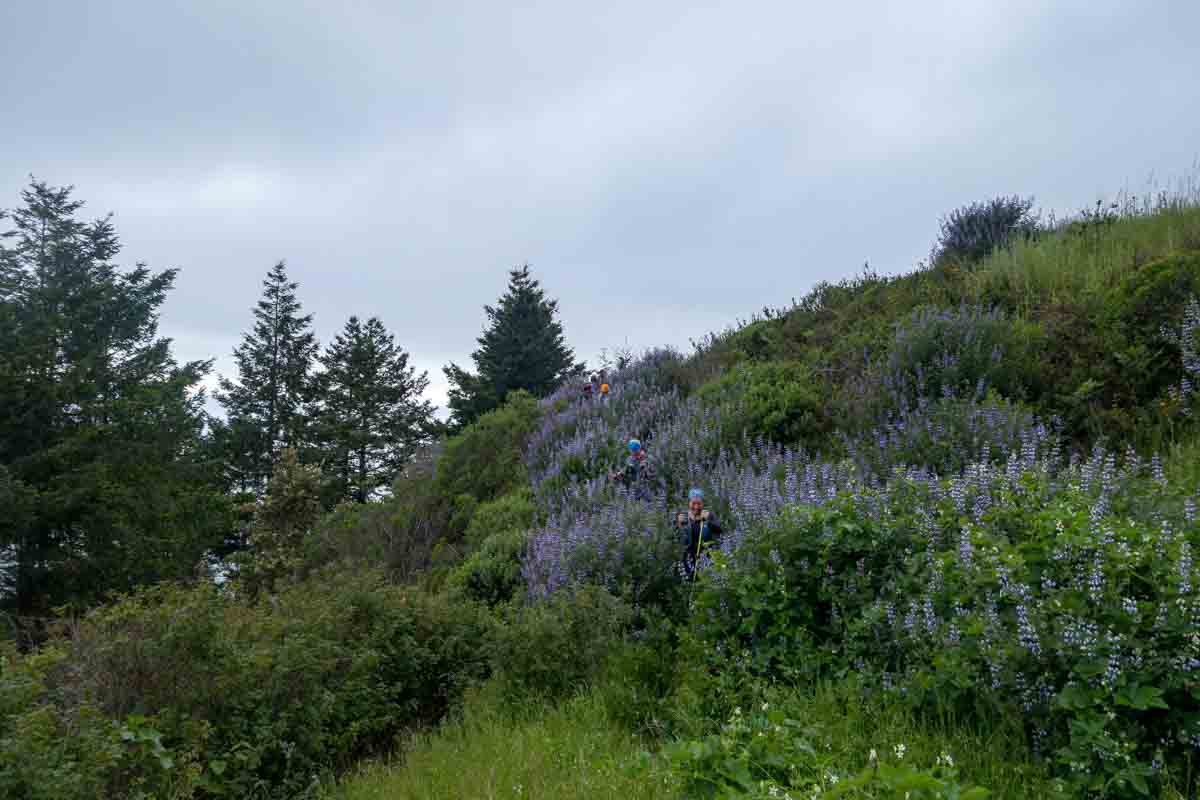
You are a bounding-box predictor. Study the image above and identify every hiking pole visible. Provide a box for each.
[687,518,707,612]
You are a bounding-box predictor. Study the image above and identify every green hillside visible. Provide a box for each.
[6,187,1200,800]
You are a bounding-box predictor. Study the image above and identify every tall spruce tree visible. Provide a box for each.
[216,261,318,493]
[0,180,232,614]
[312,316,435,503]
[445,265,579,427]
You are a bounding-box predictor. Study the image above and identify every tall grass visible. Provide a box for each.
[965,178,1200,315]
[328,675,1084,800]
[327,689,677,800]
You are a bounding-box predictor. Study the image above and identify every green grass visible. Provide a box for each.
[327,688,678,800]
[327,675,1076,800]
[964,197,1200,316]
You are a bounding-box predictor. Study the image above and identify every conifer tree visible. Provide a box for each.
[445,265,579,427]
[312,316,435,502]
[0,180,231,614]
[216,261,318,493]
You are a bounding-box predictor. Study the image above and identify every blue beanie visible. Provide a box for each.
[628,439,641,452]
[688,488,704,501]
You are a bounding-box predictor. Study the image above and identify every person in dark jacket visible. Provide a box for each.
[676,488,721,580]
[610,439,655,499]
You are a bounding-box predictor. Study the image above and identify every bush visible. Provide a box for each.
[0,644,206,800]
[596,614,680,736]
[879,305,1042,409]
[491,586,631,703]
[463,489,536,551]
[0,572,492,799]
[435,392,541,539]
[699,361,832,452]
[1108,252,1200,403]
[690,459,1200,798]
[934,195,1040,266]
[447,528,529,607]
[301,448,455,582]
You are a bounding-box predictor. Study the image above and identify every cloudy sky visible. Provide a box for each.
[4,1,1198,412]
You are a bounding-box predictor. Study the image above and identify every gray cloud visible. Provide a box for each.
[4,1,1199,411]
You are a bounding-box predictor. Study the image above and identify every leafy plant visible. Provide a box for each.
[448,528,529,607]
[1,573,492,799]
[491,585,631,703]
[934,196,1040,267]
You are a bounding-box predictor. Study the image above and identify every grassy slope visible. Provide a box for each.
[328,680,1070,800]
[331,691,675,800]
[331,199,1200,799]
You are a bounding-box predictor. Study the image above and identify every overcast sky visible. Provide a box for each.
[4,1,1199,413]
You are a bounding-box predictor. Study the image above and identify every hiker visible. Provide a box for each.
[676,488,722,581]
[581,375,595,403]
[596,369,609,399]
[610,438,655,497]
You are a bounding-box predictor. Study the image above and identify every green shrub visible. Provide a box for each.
[0,572,492,799]
[491,586,631,703]
[880,305,1043,408]
[699,361,832,452]
[435,392,540,539]
[464,489,536,550]
[933,195,1040,267]
[302,453,453,582]
[1108,252,1200,402]
[448,528,529,607]
[597,614,679,737]
[689,466,1200,798]
[0,644,207,800]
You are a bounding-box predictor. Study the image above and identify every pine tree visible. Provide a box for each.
[216,261,318,493]
[445,265,579,427]
[312,316,435,503]
[0,180,232,614]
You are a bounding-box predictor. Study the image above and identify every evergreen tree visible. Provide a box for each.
[216,261,318,493]
[313,316,435,503]
[445,265,579,427]
[0,180,232,614]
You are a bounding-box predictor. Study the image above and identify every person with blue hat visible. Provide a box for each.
[676,487,722,580]
[609,438,654,491]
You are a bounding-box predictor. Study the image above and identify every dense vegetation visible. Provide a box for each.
[4,177,1200,799]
